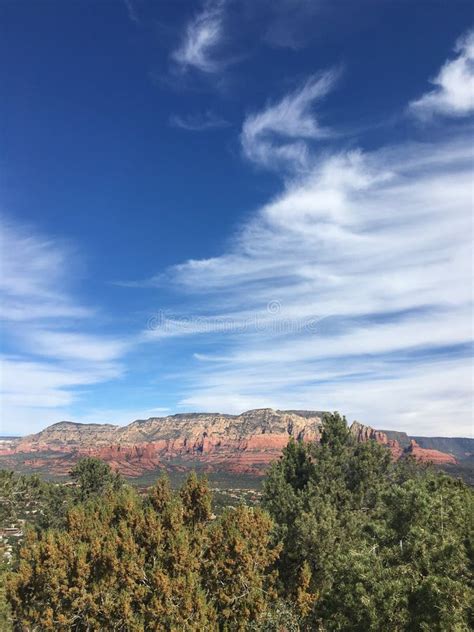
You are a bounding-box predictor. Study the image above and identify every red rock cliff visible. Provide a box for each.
[7,410,458,477]
[405,439,457,464]
[349,422,457,464]
[11,409,324,476]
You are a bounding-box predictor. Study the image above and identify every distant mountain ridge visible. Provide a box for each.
[0,409,471,479]
[381,430,473,460]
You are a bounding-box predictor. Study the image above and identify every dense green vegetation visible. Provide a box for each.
[1,414,473,630]
[263,413,473,630]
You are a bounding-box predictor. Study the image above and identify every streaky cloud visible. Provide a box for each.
[170,110,230,131]
[157,130,473,434]
[241,70,339,171]
[0,217,133,432]
[409,29,474,118]
[171,0,228,74]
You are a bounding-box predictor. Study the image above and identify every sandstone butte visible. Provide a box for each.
[1,409,457,477]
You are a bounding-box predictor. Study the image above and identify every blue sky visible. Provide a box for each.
[0,0,472,436]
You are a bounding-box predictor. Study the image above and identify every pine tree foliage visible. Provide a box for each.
[262,412,474,631]
[203,505,280,630]
[6,466,278,631]
[70,456,123,500]
[3,422,473,631]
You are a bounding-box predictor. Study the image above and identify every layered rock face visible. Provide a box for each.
[405,439,457,465]
[10,409,324,476]
[5,409,460,477]
[15,422,118,451]
[349,423,457,464]
[350,422,404,460]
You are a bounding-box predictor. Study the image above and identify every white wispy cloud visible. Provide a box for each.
[144,54,473,435]
[241,70,338,170]
[0,218,132,434]
[178,358,473,437]
[1,357,122,410]
[171,0,228,74]
[15,330,130,363]
[170,110,230,131]
[0,354,127,435]
[409,29,474,118]
[0,219,91,322]
[6,31,472,438]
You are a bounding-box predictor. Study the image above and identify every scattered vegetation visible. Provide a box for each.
[1,413,472,630]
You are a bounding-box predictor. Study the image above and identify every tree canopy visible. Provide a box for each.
[2,415,473,631]
[262,412,474,631]
[5,466,278,631]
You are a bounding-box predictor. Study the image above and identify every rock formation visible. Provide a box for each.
[2,409,461,477]
[7,409,324,476]
[349,422,459,464]
[350,422,404,460]
[404,439,457,465]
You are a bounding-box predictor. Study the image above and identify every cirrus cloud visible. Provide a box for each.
[409,29,474,119]
[241,70,339,171]
[0,217,133,434]
[148,36,474,435]
[171,0,229,74]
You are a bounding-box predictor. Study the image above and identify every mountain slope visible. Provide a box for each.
[382,431,473,461]
[5,409,323,477]
[1,409,469,479]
